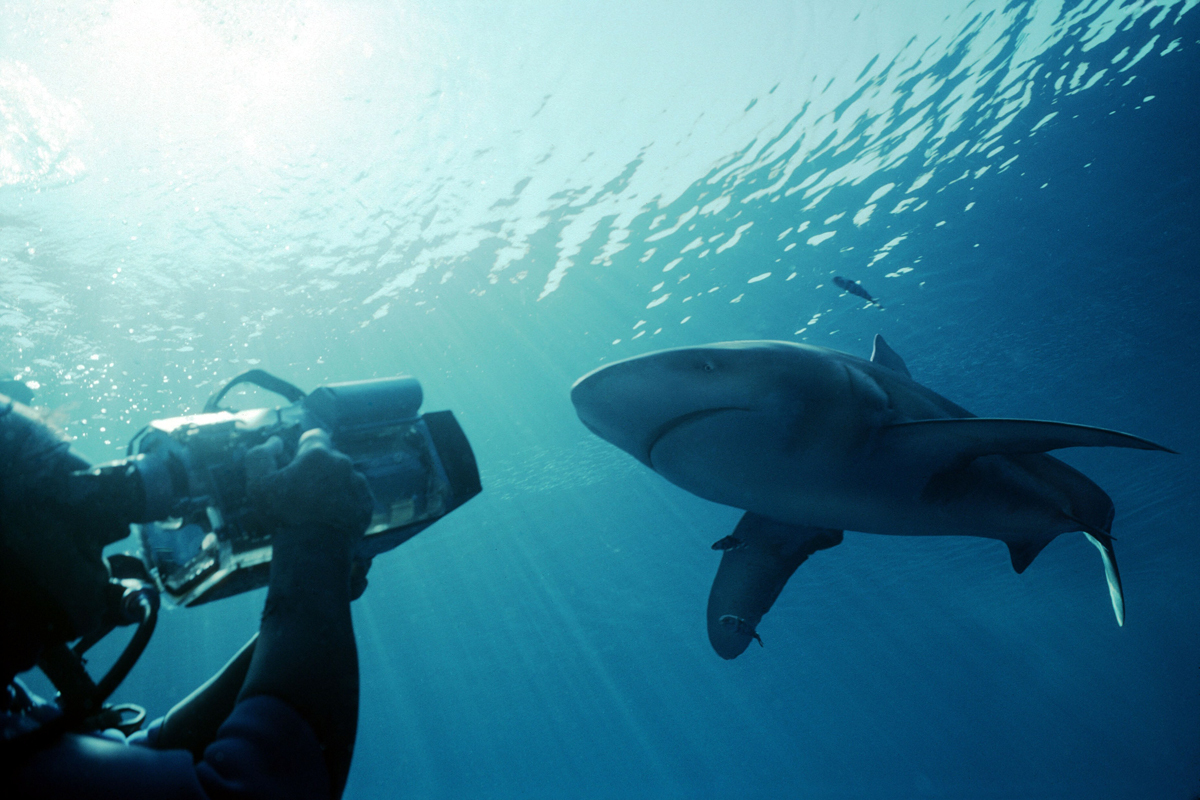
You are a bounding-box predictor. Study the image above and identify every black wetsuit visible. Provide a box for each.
[5,681,330,799]
[1,394,365,798]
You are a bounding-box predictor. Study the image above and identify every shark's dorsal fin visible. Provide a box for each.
[881,418,1176,467]
[870,334,911,378]
[706,513,842,660]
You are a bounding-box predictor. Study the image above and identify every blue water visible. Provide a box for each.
[2,1,1198,797]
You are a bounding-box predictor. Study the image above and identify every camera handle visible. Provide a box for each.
[203,369,306,413]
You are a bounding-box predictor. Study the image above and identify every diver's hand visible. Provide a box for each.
[239,429,370,797]
[245,430,373,553]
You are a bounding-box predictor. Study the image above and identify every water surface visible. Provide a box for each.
[2,2,1198,797]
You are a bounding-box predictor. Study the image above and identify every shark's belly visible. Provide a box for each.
[658,436,1082,542]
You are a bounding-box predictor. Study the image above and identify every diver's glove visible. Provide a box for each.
[245,430,374,597]
[245,430,373,540]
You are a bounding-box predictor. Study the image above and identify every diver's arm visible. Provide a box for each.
[237,521,359,797]
[235,432,372,799]
[152,564,370,762]
[14,695,331,800]
[152,549,369,762]
[151,635,257,759]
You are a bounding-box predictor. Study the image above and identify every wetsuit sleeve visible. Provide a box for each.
[10,696,330,800]
[194,695,331,800]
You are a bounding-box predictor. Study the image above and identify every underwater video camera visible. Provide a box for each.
[67,369,481,608]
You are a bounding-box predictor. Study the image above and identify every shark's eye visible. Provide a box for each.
[702,362,715,372]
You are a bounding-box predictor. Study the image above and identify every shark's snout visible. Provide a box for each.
[571,350,765,471]
[577,415,603,440]
[569,371,598,410]
[571,373,654,465]
[569,369,609,433]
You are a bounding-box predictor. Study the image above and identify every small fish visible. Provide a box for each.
[833,276,882,308]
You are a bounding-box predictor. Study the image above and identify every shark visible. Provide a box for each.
[570,336,1175,659]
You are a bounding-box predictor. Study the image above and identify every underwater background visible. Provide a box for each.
[2,1,1198,797]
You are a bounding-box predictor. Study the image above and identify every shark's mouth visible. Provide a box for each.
[646,406,748,467]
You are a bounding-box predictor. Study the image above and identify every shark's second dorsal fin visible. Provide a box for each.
[706,513,843,660]
[870,334,911,378]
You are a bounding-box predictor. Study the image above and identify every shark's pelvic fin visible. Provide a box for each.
[870,334,911,378]
[706,513,843,660]
[881,418,1177,468]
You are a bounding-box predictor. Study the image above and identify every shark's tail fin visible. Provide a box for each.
[1016,452,1124,626]
[1065,512,1125,627]
[1007,518,1123,626]
[1063,468,1123,626]
[1085,529,1125,627]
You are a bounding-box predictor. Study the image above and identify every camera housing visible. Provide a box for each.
[108,374,480,607]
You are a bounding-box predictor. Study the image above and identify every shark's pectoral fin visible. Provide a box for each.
[882,418,1176,470]
[706,513,843,660]
[870,334,911,378]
